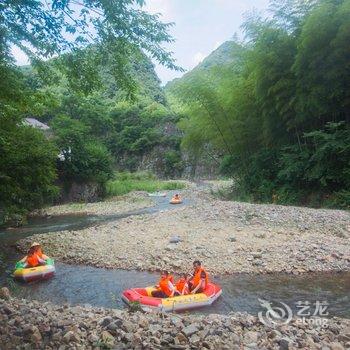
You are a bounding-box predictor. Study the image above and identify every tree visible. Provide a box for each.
[1,0,180,96]
[51,115,114,184]
[0,120,58,225]
[169,0,350,208]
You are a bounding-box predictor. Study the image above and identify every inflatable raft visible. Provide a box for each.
[14,258,55,283]
[170,197,182,204]
[148,192,167,197]
[122,283,222,312]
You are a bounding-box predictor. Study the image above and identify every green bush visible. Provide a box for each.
[106,172,185,196]
[52,115,114,185]
[0,121,58,225]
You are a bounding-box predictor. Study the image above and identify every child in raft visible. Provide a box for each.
[152,271,180,298]
[175,273,189,295]
[20,242,48,268]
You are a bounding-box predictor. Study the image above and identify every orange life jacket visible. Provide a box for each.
[176,278,189,294]
[192,267,209,289]
[158,277,173,297]
[36,247,43,258]
[26,254,40,267]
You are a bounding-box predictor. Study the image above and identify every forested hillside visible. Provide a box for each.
[0,0,179,226]
[165,40,245,178]
[23,47,183,179]
[167,0,350,208]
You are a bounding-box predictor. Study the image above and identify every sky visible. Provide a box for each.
[144,0,270,84]
[12,0,270,85]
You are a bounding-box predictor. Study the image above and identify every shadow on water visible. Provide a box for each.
[1,189,349,318]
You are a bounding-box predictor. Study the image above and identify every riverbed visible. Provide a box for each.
[1,186,349,318]
[1,186,350,349]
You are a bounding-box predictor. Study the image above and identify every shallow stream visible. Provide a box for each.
[1,192,349,318]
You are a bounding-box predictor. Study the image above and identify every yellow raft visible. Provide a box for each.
[14,259,55,283]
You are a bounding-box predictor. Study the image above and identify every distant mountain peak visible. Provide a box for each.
[165,40,242,90]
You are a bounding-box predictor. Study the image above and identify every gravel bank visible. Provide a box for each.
[30,192,153,217]
[1,291,349,350]
[18,188,350,274]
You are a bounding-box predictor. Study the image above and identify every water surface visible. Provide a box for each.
[1,190,349,318]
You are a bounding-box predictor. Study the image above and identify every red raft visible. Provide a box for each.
[122,283,222,312]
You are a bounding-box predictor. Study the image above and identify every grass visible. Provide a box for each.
[106,171,186,196]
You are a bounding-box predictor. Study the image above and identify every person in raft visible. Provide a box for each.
[20,242,48,268]
[175,273,189,295]
[152,271,180,298]
[188,260,209,294]
[174,194,180,200]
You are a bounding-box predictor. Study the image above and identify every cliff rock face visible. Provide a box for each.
[182,150,221,180]
[57,182,104,203]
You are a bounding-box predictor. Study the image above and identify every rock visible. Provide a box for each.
[172,261,182,268]
[2,305,13,315]
[175,333,187,345]
[52,331,62,341]
[122,320,135,333]
[98,316,112,327]
[338,333,350,342]
[31,328,42,343]
[108,320,122,332]
[329,342,344,350]
[268,330,282,339]
[190,334,201,345]
[0,287,10,300]
[88,333,99,343]
[63,330,74,343]
[254,232,266,239]
[244,331,259,344]
[229,236,237,242]
[100,330,115,346]
[182,324,199,337]
[138,317,149,329]
[279,338,290,350]
[171,316,183,328]
[169,236,181,244]
[252,252,262,259]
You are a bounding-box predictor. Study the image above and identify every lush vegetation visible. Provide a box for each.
[106,172,186,196]
[167,0,350,208]
[0,0,179,225]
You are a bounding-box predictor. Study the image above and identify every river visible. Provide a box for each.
[1,192,349,318]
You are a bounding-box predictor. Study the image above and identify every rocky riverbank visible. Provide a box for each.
[1,290,349,350]
[30,192,153,217]
[18,186,350,274]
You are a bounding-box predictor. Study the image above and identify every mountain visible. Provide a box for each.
[164,40,242,91]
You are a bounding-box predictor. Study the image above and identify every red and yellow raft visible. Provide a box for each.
[122,283,222,312]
